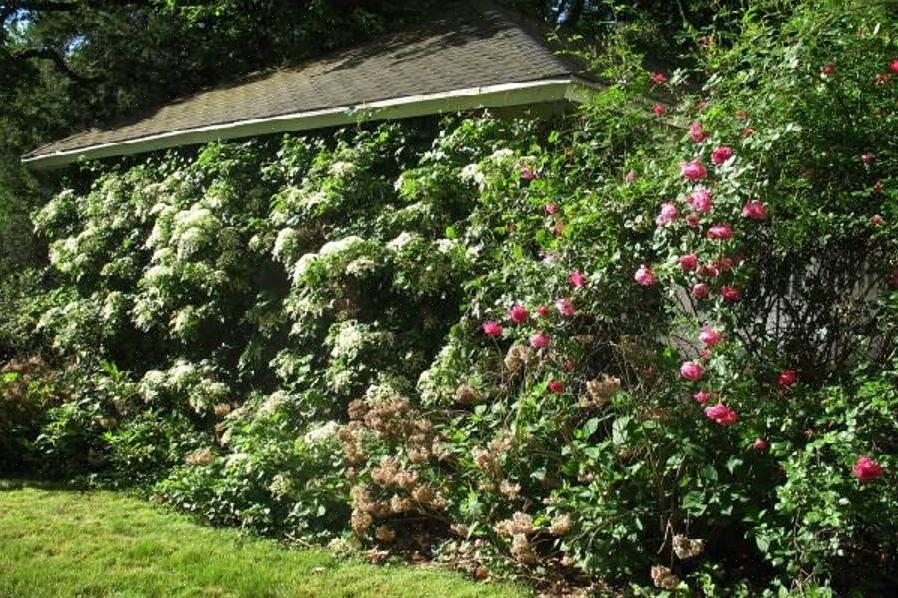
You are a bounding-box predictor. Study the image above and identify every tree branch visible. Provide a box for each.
[12,46,98,83]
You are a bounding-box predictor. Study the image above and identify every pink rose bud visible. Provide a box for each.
[704,403,739,426]
[547,379,566,394]
[520,166,537,181]
[821,63,836,76]
[680,361,705,381]
[711,146,734,165]
[720,286,741,302]
[555,297,576,317]
[650,71,668,84]
[777,369,798,388]
[860,153,874,165]
[852,455,884,483]
[568,270,586,288]
[529,332,550,349]
[482,320,503,337]
[699,326,722,347]
[508,304,529,324]
[656,202,679,226]
[890,59,898,74]
[742,200,768,220]
[686,213,701,228]
[691,283,711,299]
[706,223,733,241]
[698,263,720,278]
[693,390,713,404]
[716,257,735,271]
[678,253,699,272]
[752,438,768,451]
[688,187,712,213]
[634,264,657,287]
[680,160,707,181]
[544,203,559,215]
[536,304,551,318]
[653,103,666,116]
[688,121,708,142]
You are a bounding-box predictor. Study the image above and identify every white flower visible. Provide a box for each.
[304,421,340,444]
[387,232,418,252]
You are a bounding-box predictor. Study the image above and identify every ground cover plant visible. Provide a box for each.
[2,0,898,595]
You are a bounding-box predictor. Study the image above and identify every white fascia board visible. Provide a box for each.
[23,78,599,169]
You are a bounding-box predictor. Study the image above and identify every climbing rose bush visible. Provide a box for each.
[9,0,898,594]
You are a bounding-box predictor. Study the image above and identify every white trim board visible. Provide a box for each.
[23,77,601,169]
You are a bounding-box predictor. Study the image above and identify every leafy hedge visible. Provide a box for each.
[4,0,898,593]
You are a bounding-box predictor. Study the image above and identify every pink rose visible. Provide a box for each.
[891,59,898,74]
[634,264,657,287]
[678,253,699,272]
[711,146,733,165]
[687,187,712,213]
[720,286,740,302]
[680,160,707,181]
[688,121,708,142]
[520,166,537,182]
[555,297,576,317]
[650,72,668,84]
[544,203,559,215]
[568,270,586,288]
[821,63,836,76]
[547,379,566,394]
[686,214,701,228]
[777,369,798,388]
[691,283,711,299]
[861,153,875,165]
[752,438,768,451]
[529,332,550,349]
[699,326,722,347]
[508,304,529,324]
[706,223,733,241]
[653,103,666,116]
[536,305,551,318]
[693,390,713,404]
[656,202,679,226]
[852,456,884,483]
[680,361,704,381]
[482,320,503,338]
[704,403,739,426]
[742,200,768,220]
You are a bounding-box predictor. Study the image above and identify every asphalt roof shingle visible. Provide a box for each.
[25,0,588,165]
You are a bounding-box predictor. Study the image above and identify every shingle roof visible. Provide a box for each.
[24,0,596,168]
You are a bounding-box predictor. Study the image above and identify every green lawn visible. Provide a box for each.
[0,480,525,598]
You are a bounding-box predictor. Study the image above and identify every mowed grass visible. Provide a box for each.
[0,481,525,598]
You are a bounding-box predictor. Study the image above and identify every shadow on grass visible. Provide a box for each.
[0,477,88,492]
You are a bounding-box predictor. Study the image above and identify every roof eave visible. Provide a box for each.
[23,77,602,169]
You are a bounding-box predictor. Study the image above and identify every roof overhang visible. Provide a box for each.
[23,77,600,169]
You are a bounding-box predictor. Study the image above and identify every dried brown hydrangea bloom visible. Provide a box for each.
[184,447,214,466]
[650,565,680,590]
[504,344,536,375]
[579,374,621,409]
[550,513,572,536]
[672,534,705,560]
[454,384,481,405]
[213,403,232,417]
[510,534,539,564]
